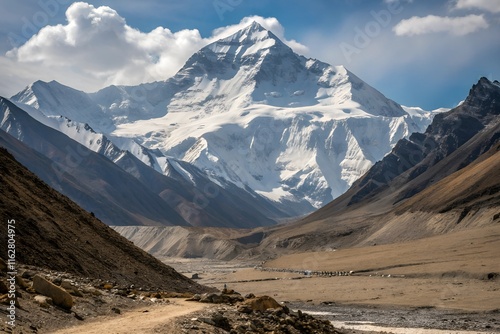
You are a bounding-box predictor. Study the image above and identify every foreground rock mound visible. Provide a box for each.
[183,292,341,333]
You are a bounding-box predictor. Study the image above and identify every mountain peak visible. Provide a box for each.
[464,77,500,108]
[244,20,267,33]
[205,21,288,58]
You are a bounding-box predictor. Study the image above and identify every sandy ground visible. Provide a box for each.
[181,226,500,312]
[197,270,499,311]
[50,300,208,334]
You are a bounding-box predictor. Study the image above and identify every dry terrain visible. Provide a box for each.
[191,226,500,311]
[50,300,209,334]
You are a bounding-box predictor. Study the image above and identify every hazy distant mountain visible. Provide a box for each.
[0,97,188,226]
[0,98,284,228]
[12,22,435,215]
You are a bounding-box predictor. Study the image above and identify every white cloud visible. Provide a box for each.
[3,2,307,95]
[384,0,413,3]
[393,14,489,36]
[454,0,500,13]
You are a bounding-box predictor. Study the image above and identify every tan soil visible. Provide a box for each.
[192,226,500,312]
[50,299,209,334]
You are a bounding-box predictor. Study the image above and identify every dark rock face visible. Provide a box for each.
[349,77,500,205]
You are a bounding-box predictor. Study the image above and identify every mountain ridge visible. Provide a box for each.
[0,97,283,228]
[11,21,436,214]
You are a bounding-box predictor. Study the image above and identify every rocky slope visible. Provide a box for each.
[0,145,208,293]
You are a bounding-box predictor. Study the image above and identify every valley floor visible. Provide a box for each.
[165,225,500,333]
[4,226,498,334]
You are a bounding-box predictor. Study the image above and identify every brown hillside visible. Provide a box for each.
[0,147,210,293]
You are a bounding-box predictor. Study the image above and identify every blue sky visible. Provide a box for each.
[0,0,499,109]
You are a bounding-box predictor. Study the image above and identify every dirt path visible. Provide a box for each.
[51,300,209,334]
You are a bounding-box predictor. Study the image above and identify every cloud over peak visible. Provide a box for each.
[6,2,307,90]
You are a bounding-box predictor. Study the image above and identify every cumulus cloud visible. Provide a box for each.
[393,14,489,36]
[5,2,307,92]
[454,0,500,13]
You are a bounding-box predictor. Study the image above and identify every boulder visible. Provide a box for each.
[242,295,281,312]
[211,312,231,331]
[33,275,73,310]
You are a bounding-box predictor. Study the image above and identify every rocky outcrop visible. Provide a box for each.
[183,297,341,333]
[348,77,500,205]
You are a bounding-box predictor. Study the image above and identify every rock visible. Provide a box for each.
[34,295,53,308]
[200,293,222,303]
[33,275,74,310]
[211,312,231,331]
[245,293,256,299]
[51,277,63,286]
[242,295,282,312]
[15,276,30,290]
[69,289,84,297]
[199,317,216,326]
[186,293,201,301]
[237,304,253,314]
[112,307,121,314]
[21,270,36,279]
[103,283,113,290]
[82,286,102,296]
[60,280,74,290]
[191,273,199,279]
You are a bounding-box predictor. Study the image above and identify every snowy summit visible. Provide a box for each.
[11,22,435,214]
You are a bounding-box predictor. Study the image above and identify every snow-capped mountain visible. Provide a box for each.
[0,97,285,227]
[12,22,436,211]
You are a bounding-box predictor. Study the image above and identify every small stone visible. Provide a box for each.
[34,295,53,308]
[103,283,113,290]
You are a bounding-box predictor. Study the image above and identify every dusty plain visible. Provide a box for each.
[168,225,500,333]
